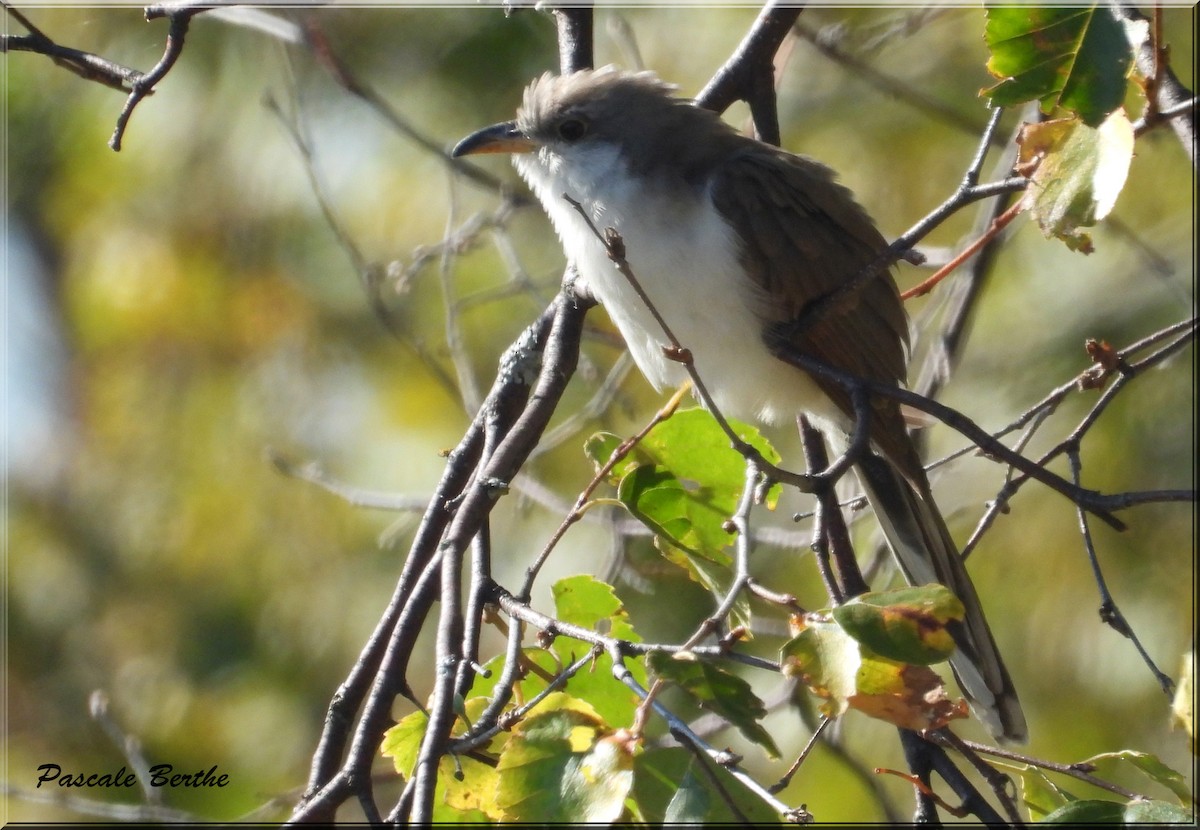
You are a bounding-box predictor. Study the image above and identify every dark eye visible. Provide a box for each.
[556,118,588,142]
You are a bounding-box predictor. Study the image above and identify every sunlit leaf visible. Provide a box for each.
[780,615,862,719]
[381,710,428,778]
[637,408,782,510]
[620,464,731,565]
[831,585,962,665]
[470,647,561,709]
[1170,650,1194,753]
[470,642,639,745]
[584,431,639,480]
[380,709,498,820]
[983,7,1133,126]
[852,661,966,734]
[781,614,968,732]
[550,575,645,725]
[553,574,641,644]
[647,652,780,758]
[440,755,500,817]
[1082,749,1192,804]
[490,693,633,823]
[588,409,781,603]
[1016,110,1134,251]
[1013,764,1078,821]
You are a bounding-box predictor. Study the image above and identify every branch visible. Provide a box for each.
[695,1,803,145]
[2,3,146,92]
[110,4,211,151]
[1112,3,1195,165]
[770,338,1127,530]
[553,5,593,74]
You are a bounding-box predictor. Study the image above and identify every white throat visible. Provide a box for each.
[515,144,841,428]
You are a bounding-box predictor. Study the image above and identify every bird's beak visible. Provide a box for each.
[451,121,536,157]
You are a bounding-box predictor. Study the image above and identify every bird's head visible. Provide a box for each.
[452,67,732,185]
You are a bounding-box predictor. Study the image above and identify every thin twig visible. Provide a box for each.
[2,3,146,91]
[110,4,210,151]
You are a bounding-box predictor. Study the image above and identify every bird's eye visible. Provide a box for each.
[556,118,588,142]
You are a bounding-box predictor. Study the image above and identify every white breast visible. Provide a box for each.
[515,145,843,429]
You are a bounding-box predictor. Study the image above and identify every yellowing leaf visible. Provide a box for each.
[781,614,968,732]
[1017,111,1134,252]
[780,614,862,719]
[442,755,500,815]
[380,709,499,820]
[831,585,962,665]
[381,710,428,778]
[848,662,968,733]
[489,694,633,823]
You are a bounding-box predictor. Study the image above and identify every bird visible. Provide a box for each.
[452,66,1026,743]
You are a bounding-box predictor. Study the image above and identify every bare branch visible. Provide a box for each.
[110,4,211,151]
[695,1,803,145]
[2,3,146,92]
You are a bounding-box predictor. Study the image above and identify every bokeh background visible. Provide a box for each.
[5,5,1194,822]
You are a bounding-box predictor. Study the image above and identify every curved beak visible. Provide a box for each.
[451,121,537,157]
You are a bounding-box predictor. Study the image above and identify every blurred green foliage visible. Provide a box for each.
[4,6,1194,823]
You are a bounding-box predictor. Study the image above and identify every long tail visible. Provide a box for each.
[855,451,1028,743]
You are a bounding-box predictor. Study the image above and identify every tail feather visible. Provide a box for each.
[856,452,1028,743]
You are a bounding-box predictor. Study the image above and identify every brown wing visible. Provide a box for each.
[710,147,923,482]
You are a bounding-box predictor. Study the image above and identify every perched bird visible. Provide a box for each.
[453,67,1026,743]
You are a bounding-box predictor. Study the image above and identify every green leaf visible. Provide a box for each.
[550,575,646,725]
[982,6,1133,126]
[381,710,428,778]
[553,574,641,645]
[1016,111,1134,252]
[584,431,639,480]
[1040,798,1125,824]
[633,747,781,824]
[780,614,968,732]
[620,464,732,565]
[1013,764,1077,821]
[1081,750,1192,804]
[638,409,782,511]
[380,709,498,822]
[591,408,780,588]
[831,585,962,665]
[1036,795,1194,825]
[655,538,751,628]
[647,652,780,758]
[471,643,638,740]
[491,693,634,823]
[664,761,712,823]
[1124,800,1196,823]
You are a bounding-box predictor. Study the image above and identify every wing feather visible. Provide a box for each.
[710,148,921,479]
